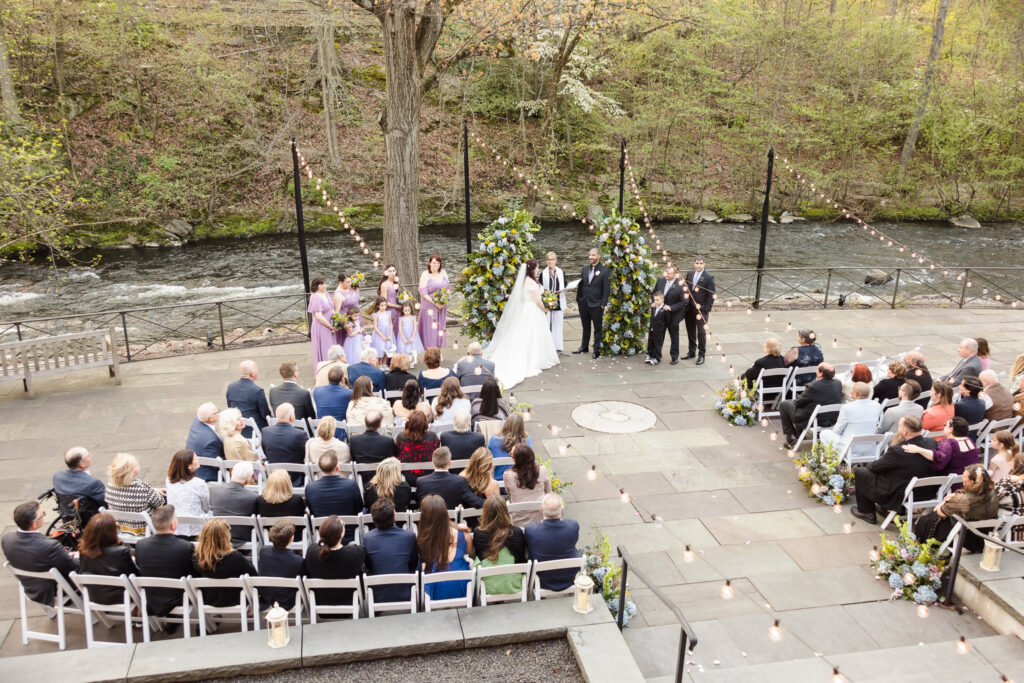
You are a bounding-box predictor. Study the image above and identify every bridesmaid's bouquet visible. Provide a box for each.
[397,289,415,306]
[542,290,559,310]
[430,289,449,307]
[330,312,351,328]
[350,272,366,287]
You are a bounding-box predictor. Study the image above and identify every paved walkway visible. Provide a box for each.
[2,307,1024,680]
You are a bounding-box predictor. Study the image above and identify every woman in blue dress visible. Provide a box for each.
[487,411,530,481]
[419,494,473,601]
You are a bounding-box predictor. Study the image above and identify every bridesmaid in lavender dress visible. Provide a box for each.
[332,272,361,346]
[378,265,402,336]
[418,254,449,349]
[307,277,336,365]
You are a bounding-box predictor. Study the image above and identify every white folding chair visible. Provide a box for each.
[219,515,262,569]
[421,568,475,611]
[241,417,263,448]
[423,387,442,401]
[476,419,505,440]
[530,557,586,599]
[878,397,900,411]
[476,562,531,605]
[247,576,307,628]
[978,417,1021,467]
[196,456,226,476]
[347,422,367,437]
[132,575,193,640]
[4,562,104,650]
[303,576,362,622]
[385,389,404,402]
[256,515,312,553]
[754,367,792,421]
[969,420,989,441]
[101,508,155,545]
[70,572,143,648]
[393,416,407,433]
[1001,516,1024,549]
[404,508,459,535]
[923,429,945,439]
[189,576,252,636]
[311,514,366,545]
[457,505,484,526]
[364,572,419,616]
[793,404,842,451]
[266,462,310,494]
[787,367,820,400]
[839,432,892,469]
[507,500,542,520]
[881,474,958,530]
[937,518,1005,557]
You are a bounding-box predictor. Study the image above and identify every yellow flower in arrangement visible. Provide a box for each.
[511,229,517,235]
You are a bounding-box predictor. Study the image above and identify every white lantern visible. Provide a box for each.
[980,538,1003,572]
[265,602,290,648]
[573,573,594,614]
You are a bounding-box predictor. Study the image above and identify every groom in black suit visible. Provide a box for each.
[574,248,610,359]
[682,256,716,365]
[653,264,687,365]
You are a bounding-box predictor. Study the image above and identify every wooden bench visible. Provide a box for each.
[0,328,121,398]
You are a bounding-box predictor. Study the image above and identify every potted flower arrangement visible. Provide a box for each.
[583,533,637,625]
[793,441,853,506]
[714,379,756,426]
[871,517,946,604]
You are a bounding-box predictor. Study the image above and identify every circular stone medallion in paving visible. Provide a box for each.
[571,401,657,434]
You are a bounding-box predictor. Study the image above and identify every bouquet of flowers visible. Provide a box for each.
[350,272,366,288]
[397,289,415,306]
[583,533,637,626]
[542,290,559,310]
[714,379,756,426]
[430,288,449,308]
[872,517,946,604]
[793,441,852,506]
[330,312,351,329]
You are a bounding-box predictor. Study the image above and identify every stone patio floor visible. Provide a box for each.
[2,307,1024,680]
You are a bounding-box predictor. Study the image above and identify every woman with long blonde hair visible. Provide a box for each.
[487,412,530,480]
[257,468,307,519]
[305,415,349,465]
[191,518,255,606]
[365,457,412,512]
[460,447,500,498]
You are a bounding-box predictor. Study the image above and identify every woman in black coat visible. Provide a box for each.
[740,338,786,388]
[192,518,256,607]
[78,512,139,604]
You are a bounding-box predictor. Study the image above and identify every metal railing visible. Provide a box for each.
[943,514,1024,606]
[617,545,696,683]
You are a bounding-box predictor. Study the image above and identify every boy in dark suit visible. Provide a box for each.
[645,291,669,366]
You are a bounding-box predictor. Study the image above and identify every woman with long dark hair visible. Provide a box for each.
[346,375,394,428]
[418,254,449,348]
[393,378,432,421]
[78,512,138,603]
[303,516,365,607]
[395,410,439,484]
[503,444,551,525]
[419,495,473,600]
[308,276,336,365]
[333,272,362,346]
[471,376,511,429]
[379,264,402,335]
[165,449,210,537]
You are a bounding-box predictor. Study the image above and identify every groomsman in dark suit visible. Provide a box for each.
[682,256,716,365]
[574,248,610,359]
[653,264,687,364]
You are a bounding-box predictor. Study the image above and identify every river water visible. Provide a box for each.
[1,220,1022,333]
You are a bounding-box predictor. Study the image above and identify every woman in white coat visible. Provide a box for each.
[540,251,566,354]
[819,382,884,459]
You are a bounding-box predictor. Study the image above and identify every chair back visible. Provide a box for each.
[420,568,475,611]
[476,561,531,605]
[70,571,142,648]
[256,515,311,553]
[310,513,366,545]
[840,432,890,468]
[363,572,419,616]
[100,508,155,543]
[787,366,820,400]
[188,576,251,636]
[266,462,310,492]
[530,557,585,599]
[302,576,362,622]
[246,575,306,628]
[130,575,192,641]
[476,420,504,440]
[755,367,792,418]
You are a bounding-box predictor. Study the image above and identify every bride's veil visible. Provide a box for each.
[486,263,528,348]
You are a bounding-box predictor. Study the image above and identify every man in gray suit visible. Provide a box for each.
[877,381,924,434]
[942,338,983,387]
[269,361,315,420]
[452,342,495,393]
[209,461,258,547]
[2,501,78,606]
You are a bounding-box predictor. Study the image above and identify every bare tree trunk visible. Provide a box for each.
[0,37,22,125]
[54,0,66,98]
[898,0,950,179]
[316,14,341,167]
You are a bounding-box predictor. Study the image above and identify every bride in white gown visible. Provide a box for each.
[483,259,559,389]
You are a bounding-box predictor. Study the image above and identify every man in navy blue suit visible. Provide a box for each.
[305,451,362,543]
[362,499,418,603]
[347,348,386,394]
[226,360,271,431]
[255,520,306,610]
[261,403,307,484]
[524,493,581,591]
[184,402,223,482]
[415,447,485,510]
[313,366,352,425]
[52,446,106,510]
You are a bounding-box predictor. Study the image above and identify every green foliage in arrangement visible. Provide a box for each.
[595,213,656,356]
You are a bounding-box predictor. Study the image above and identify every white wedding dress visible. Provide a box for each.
[483,264,560,389]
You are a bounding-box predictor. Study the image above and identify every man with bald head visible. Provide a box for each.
[185,402,224,482]
[778,362,843,449]
[452,342,495,397]
[980,369,1014,420]
[52,446,106,518]
[226,359,270,432]
[260,403,308,482]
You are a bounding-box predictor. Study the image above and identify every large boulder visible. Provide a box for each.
[160,219,193,238]
[779,211,805,224]
[864,269,894,286]
[650,181,675,196]
[847,180,893,197]
[691,209,719,224]
[587,204,604,223]
[724,213,754,223]
[949,214,981,229]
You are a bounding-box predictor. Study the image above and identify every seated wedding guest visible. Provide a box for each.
[976,337,991,371]
[902,416,979,477]
[385,354,417,398]
[841,363,875,403]
[53,446,105,522]
[504,444,552,526]
[395,411,440,485]
[218,408,258,462]
[347,376,394,430]
[524,493,580,591]
[416,447,485,509]
[453,343,495,395]
[349,411,398,464]
[471,377,512,429]
[431,377,470,426]
[305,416,350,466]
[418,495,473,601]
[819,382,883,459]
[262,404,308,477]
[315,345,347,387]
[995,455,1024,516]
[192,518,256,606]
[441,411,487,463]
[942,338,982,387]
[913,463,997,550]
[106,453,164,533]
[347,348,386,393]
[77,512,138,604]
[134,505,195,617]
[473,495,527,564]
[305,452,363,524]
[955,376,987,439]
[873,361,907,403]
[313,367,352,430]
[186,402,223,482]
[269,361,314,420]
[209,461,258,547]
[257,469,307,519]
[904,351,933,393]
[739,338,786,388]
[364,457,412,512]
[782,329,824,386]
[393,379,432,422]
[778,363,842,449]
[1009,354,1024,394]
[877,380,923,434]
[418,347,455,391]
[2,501,78,606]
[980,369,1014,420]
[489,412,530,481]
[303,516,365,607]
[851,415,936,524]
[362,499,418,602]
[256,520,305,610]
[922,381,955,436]
[226,360,270,429]
[989,431,1020,483]
[461,447,501,498]
[165,449,210,538]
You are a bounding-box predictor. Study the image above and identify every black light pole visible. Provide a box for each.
[463,120,472,255]
[753,147,774,310]
[618,138,626,216]
[291,139,312,329]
